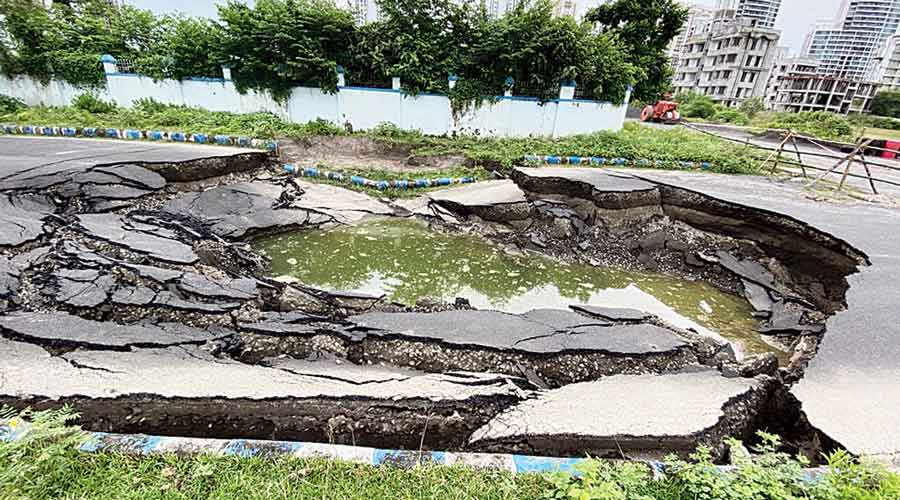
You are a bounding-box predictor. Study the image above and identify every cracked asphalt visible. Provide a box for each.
[1,136,898,464]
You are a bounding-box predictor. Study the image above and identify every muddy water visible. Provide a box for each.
[255,218,778,357]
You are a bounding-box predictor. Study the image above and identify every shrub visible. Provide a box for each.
[679,94,717,119]
[370,121,422,140]
[0,94,25,114]
[711,107,750,126]
[871,89,900,118]
[72,93,116,114]
[739,96,764,118]
[131,97,169,114]
[767,111,855,141]
[298,118,346,137]
[850,113,900,132]
[545,432,900,500]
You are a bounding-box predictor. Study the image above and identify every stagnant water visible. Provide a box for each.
[255,218,778,357]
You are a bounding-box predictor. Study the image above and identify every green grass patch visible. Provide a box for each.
[1,99,764,176]
[405,123,764,175]
[2,408,899,500]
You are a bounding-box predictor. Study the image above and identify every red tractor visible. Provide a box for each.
[640,98,680,124]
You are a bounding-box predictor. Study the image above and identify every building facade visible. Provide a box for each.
[804,0,900,80]
[770,75,878,114]
[713,0,781,29]
[671,11,782,107]
[764,55,819,108]
[868,33,900,90]
[668,4,715,70]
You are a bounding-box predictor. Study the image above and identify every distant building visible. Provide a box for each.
[765,54,819,108]
[868,33,900,90]
[668,4,715,70]
[671,0,782,107]
[555,0,578,17]
[804,0,900,80]
[771,74,878,114]
[350,0,379,24]
[713,0,781,29]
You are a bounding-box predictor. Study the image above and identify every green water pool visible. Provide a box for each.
[254,218,775,357]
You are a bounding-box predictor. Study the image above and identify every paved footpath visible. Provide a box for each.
[623,168,900,465]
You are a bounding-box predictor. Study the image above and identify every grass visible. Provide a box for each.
[2,409,899,500]
[293,165,486,199]
[0,100,765,176]
[856,126,900,142]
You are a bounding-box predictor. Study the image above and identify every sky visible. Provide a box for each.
[125,0,847,56]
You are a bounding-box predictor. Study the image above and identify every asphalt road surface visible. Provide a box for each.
[0,135,252,185]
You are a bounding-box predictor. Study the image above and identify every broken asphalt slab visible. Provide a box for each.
[0,311,230,350]
[0,334,524,448]
[427,180,531,222]
[162,182,334,238]
[609,168,900,462]
[349,309,688,355]
[469,369,773,459]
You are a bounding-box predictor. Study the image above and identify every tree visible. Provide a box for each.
[218,0,355,100]
[585,0,688,103]
[871,90,900,118]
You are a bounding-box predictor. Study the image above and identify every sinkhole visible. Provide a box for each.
[254,218,779,359]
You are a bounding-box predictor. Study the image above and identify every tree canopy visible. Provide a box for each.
[0,0,685,106]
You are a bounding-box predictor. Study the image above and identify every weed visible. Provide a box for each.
[0,94,25,114]
[72,93,117,114]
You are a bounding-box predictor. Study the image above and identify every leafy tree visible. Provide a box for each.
[134,16,224,81]
[217,0,355,100]
[870,89,900,118]
[586,0,688,103]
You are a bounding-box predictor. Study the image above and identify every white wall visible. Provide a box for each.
[0,74,112,107]
[1,72,629,138]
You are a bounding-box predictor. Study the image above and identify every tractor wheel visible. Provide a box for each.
[640,105,656,122]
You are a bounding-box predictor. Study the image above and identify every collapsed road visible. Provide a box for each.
[0,135,897,466]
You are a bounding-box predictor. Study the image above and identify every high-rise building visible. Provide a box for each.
[554,0,578,17]
[671,0,782,106]
[869,33,900,89]
[804,0,900,80]
[669,4,715,69]
[713,0,781,29]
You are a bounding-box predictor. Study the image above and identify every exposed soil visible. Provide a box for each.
[278,136,467,173]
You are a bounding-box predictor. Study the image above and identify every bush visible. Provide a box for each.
[766,111,855,140]
[739,96,764,118]
[546,432,900,500]
[850,113,900,131]
[870,89,900,118]
[370,121,422,140]
[711,107,750,126]
[679,94,717,119]
[72,93,116,114]
[0,94,25,114]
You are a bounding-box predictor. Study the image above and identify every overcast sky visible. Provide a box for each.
[125,0,846,56]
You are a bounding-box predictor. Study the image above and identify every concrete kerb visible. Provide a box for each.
[282,164,478,191]
[524,154,716,171]
[0,124,278,152]
[0,420,590,475]
[3,420,845,479]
